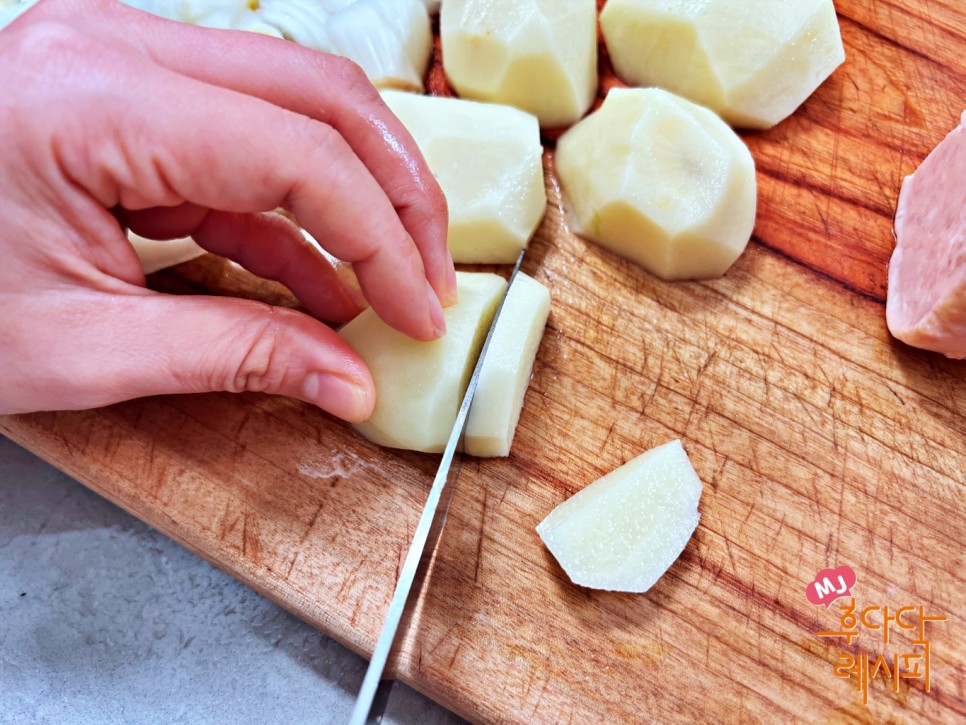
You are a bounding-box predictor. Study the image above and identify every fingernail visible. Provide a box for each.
[302,372,371,422]
[442,250,458,307]
[427,282,447,338]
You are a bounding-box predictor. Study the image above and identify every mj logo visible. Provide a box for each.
[807,565,857,607]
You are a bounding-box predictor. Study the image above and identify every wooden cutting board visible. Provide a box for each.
[2,1,964,722]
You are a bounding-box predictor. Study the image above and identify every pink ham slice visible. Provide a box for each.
[887,111,966,359]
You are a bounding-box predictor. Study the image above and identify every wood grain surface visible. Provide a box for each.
[2,1,964,723]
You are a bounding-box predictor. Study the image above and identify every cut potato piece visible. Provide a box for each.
[465,273,550,457]
[555,87,756,280]
[339,272,507,453]
[600,0,845,129]
[381,91,546,264]
[537,440,702,593]
[128,232,205,274]
[440,0,598,127]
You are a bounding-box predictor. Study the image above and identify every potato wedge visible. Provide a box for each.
[537,439,703,593]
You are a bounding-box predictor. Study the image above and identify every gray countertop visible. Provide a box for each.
[0,435,464,725]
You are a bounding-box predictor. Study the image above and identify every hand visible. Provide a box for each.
[0,0,455,422]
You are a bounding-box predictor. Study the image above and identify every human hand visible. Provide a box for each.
[0,0,455,422]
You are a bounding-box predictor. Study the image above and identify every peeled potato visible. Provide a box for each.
[440,0,598,127]
[555,87,757,280]
[536,439,703,593]
[465,273,550,457]
[600,0,845,129]
[382,91,546,264]
[339,272,506,453]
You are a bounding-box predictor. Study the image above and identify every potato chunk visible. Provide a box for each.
[339,272,506,453]
[465,273,551,457]
[536,440,703,593]
[440,0,598,127]
[381,91,546,264]
[555,87,756,280]
[600,0,845,129]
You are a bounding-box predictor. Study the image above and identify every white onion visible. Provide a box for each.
[256,0,331,49]
[325,0,431,90]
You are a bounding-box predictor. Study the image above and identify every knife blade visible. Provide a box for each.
[349,249,527,725]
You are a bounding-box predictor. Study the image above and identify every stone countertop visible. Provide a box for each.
[0,435,464,725]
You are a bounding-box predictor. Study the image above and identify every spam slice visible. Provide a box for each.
[887,111,966,359]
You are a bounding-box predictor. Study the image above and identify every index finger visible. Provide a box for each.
[73,0,457,306]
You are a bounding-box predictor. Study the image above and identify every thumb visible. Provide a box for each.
[3,291,375,421]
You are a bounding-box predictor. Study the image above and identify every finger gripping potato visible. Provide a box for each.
[339,272,507,453]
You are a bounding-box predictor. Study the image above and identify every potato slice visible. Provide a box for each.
[381,91,546,264]
[536,440,702,593]
[339,272,507,453]
[555,87,756,280]
[440,0,598,127]
[465,273,550,457]
[600,0,845,129]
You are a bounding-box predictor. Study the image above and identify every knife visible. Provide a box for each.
[348,249,527,725]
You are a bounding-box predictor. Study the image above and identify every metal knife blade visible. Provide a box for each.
[349,249,527,725]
